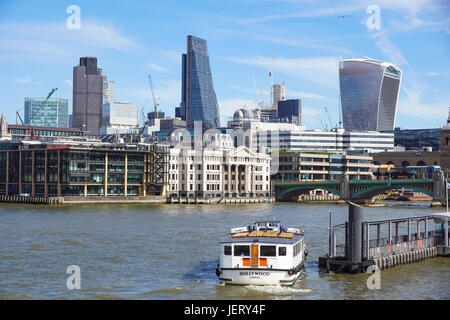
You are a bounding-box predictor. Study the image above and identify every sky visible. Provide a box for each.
[0,0,449,130]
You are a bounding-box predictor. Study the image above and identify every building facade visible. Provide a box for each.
[103,76,114,104]
[339,59,402,132]
[24,97,69,128]
[100,102,139,135]
[273,83,286,108]
[277,99,301,125]
[254,128,394,153]
[392,127,441,151]
[0,140,168,197]
[166,134,271,199]
[180,35,220,131]
[73,57,103,135]
[272,151,374,182]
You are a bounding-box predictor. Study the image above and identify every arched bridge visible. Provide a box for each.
[274,173,448,203]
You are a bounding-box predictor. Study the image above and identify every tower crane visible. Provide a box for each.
[148,74,160,113]
[269,49,276,108]
[324,107,336,129]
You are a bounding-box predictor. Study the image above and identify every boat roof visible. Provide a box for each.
[255,219,281,224]
[220,232,303,245]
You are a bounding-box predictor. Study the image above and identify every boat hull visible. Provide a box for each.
[217,263,304,286]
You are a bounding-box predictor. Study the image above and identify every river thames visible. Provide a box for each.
[0,202,448,300]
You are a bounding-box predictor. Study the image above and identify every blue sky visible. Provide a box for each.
[0,0,449,129]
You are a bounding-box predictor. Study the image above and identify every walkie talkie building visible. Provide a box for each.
[339,59,402,132]
[179,35,220,131]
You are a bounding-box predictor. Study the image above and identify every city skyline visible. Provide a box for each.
[0,0,449,130]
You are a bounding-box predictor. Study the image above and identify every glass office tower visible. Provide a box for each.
[339,59,402,132]
[181,35,220,130]
[24,97,69,128]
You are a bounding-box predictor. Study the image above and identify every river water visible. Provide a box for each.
[0,201,448,300]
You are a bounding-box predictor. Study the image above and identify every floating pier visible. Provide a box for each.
[319,203,450,273]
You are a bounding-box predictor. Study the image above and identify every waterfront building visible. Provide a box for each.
[180,35,220,131]
[7,125,97,141]
[24,97,69,128]
[277,99,301,125]
[254,128,394,153]
[339,59,402,132]
[392,127,441,152]
[0,140,168,197]
[272,151,374,182]
[3,111,96,141]
[73,57,103,134]
[166,133,271,199]
[99,102,139,135]
[371,150,439,167]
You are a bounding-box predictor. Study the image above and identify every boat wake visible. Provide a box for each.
[244,283,313,296]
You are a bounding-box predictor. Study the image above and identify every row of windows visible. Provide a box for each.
[224,245,287,257]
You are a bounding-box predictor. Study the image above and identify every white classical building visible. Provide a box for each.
[166,133,272,200]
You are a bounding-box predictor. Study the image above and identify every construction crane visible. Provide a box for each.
[148,74,160,113]
[324,107,336,129]
[269,49,276,108]
[317,113,327,131]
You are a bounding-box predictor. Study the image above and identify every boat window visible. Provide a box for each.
[278,246,286,256]
[293,242,301,257]
[260,245,276,257]
[224,245,232,256]
[234,245,250,257]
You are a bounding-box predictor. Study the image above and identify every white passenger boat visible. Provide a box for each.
[216,219,307,286]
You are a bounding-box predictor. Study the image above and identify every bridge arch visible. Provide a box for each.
[276,185,341,201]
[350,184,434,200]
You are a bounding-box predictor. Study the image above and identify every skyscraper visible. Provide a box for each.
[73,57,103,134]
[277,99,301,125]
[339,59,402,132]
[273,83,286,109]
[24,97,69,128]
[180,35,220,130]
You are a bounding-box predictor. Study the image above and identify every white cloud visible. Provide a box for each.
[423,71,440,76]
[64,80,73,86]
[286,89,326,100]
[146,63,168,72]
[223,55,341,88]
[218,98,257,124]
[0,19,138,62]
[370,29,408,66]
[12,77,32,83]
